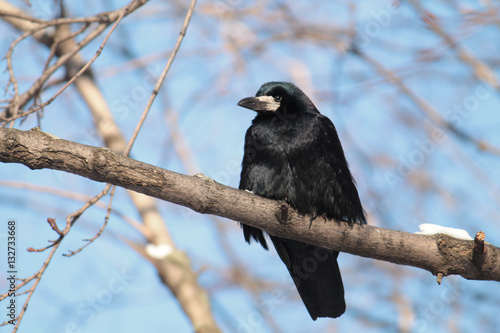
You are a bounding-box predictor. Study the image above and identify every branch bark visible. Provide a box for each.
[2,127,500,282]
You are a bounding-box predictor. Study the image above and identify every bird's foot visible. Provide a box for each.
[275,203,290,225]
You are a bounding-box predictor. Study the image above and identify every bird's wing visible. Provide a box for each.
[304,115,366,224]
[239,127,270,249]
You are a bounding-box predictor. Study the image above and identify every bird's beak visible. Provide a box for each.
[237,96,280,112]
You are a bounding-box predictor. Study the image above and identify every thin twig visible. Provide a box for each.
[123,0,198,156]
[64,185,117,257]
[0,180,147,236]
[1,0,148,126]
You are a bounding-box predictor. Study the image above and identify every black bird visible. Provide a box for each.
[237,82,366,320]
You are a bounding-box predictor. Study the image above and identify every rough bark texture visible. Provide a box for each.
[1,127,499,282]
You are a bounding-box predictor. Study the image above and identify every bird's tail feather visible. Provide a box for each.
[271,236,346,320]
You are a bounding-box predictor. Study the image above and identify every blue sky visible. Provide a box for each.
[1,0,500,332]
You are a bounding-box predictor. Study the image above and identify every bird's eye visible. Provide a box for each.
[274,96,282,102]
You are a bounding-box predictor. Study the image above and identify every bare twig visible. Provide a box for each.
[473,231,487,267]
[474,231,486,255]
[123,0,197,156]
[0,0,148,125]
[63,185,117,257]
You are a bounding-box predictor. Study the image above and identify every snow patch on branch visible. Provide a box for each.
[415,223,473,240]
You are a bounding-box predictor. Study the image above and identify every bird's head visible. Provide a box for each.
[237,82,318,118]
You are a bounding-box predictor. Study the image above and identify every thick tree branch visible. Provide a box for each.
[2,127,500,282]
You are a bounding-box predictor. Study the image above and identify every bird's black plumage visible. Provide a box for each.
[237,82,366,320]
